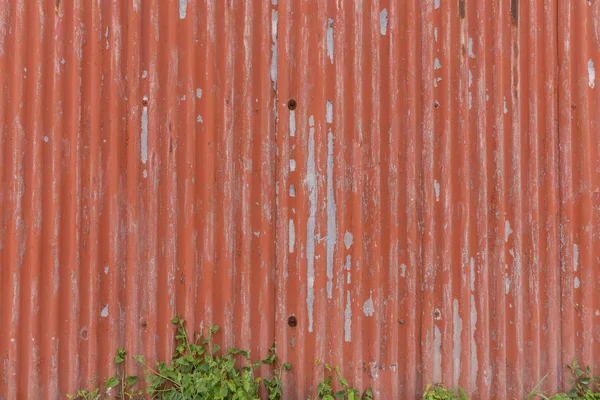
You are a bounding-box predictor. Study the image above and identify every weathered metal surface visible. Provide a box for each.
[0,0,598,399]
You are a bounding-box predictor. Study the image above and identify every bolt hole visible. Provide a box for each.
[288,315,297,327]
[434,101,440,109]
[288,99,297,110]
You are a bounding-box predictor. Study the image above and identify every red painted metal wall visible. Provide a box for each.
[0,0,598,399]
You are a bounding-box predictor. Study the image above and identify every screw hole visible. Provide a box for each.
[288,315,297,327]
[434,101,440,109]
[287,99,297,110]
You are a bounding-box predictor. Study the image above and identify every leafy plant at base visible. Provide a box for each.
[422,384,468,400]
[66,387,100,400]
[261,342,291,400]
[134,316,290,399]
[105,347,142,399]
[311,360,373,400]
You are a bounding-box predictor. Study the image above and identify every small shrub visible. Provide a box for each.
[422,384,468,400]
[311,360,373,400]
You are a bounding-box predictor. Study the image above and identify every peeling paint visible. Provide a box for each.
[589,59,595,88]
[453,300,462,385]
[290,159,296,171]
[270,10,278,89]
[344,291,352,342]
[400,263,406,278]
[574,244,579,271]
[505,220,513,243]
[141,102,148,164]
[289,184,295,197]
[380,9,388,36]
[142,70,148,79]
[434,180,440,202]
[196,88,202,99]
[434,27,438,42]
[468,92,472,109]
[470,295,478,388]
[434,58,441,69]
[289,110,296,136]
[196,115,203,123]
[503,97,508,114]
[574,277,580,289]
[289,219,295,253]
[344,231,353,250]
[326,101,333,124]
[326,131,336,299]
[468,70,472,87]
[470,259,475,291]
[504,274,510,294]
[434,0,440,9]
[362,293,375,317]
[100,304,109,318]
[43,136,49,143]
[179,0,187,19]
[468,37,476,58]
[433,325,442,383]
[327,18,334,63]
[306,115,317,332]
[103,266,109,275]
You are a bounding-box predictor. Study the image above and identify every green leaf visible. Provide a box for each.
[127,375,138,387]
[262,354,276,365]
[210,325,219,334]
[334,390,346,398]
[105,376,119,389]
[283,363,292,371]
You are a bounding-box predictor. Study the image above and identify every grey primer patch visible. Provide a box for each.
[434,0,440,9]
[589,59,596,88]
[326,131,336,299]
[468,37,476,58]
[306,115,317,332]
[100,304,109,318]
[289,219,295,253]
[379,9,388,36]
[196,115,203,123]
[344,291,352,342]
[453,299,462,385]
[362,293,374,317]
[575,277,581,289]
[504,220,513,242]
[290,159,296,171]
[344,231,353,249]
[289,184,296,197]
[141,104,149,164]
[326,18,334,64]
[434,58,441,69]
[574,244,579,271]
[433,326,442,383]
[434,180,440,201]
[326,101,333,124]
[196,88,202,99]
[179,0,187,19]
[142,70,148,79]
[289,110,296,136]
[270,10,278,89]
[470,294,478,388]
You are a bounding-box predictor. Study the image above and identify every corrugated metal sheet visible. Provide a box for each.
[0,0,598,399]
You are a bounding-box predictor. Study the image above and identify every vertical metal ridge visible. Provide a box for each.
[124,0,142,382]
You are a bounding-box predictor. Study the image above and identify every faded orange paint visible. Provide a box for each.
[0,0,598,399]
